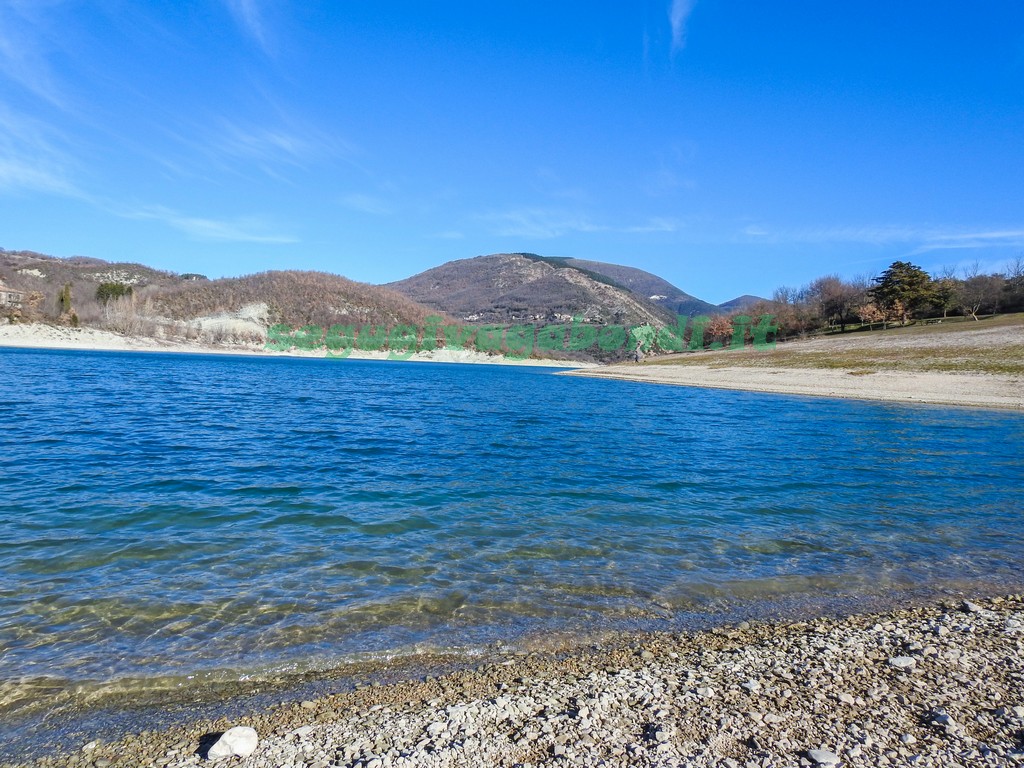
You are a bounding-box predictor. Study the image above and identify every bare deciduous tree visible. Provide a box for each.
[104,294,142,336]
[953,262,1004,321]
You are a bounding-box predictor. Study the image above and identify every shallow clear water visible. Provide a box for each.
[1,347,1023,720]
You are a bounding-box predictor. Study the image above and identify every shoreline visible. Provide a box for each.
[562,363,1024,410]
[561,318,1024,410]
[0,324,593,368]
[5,592,1023,767]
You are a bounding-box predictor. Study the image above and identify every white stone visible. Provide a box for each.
[426,722,446,738]
[888,656,916,669]
[807,748,841,766]
[207,727,259,760]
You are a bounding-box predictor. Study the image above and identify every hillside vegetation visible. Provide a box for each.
[0,250,445,346]
[150,270,444,331]
[386,253,677,328]
[1,249,181,326]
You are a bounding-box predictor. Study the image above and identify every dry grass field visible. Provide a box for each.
[646,314,1024,376]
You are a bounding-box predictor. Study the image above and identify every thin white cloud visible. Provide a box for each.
[0,106,81,196]
[124,205,298,243]
[0,99,298,247]
[482,209,607,239]
[222,0,269,51]
[644,167,693,196]
[669,0,696,52]
[181,117,361,181]
[0,156,75,196]
[624,217,681,234]
[0,1,67,106]
[212,123,320,173]
[910,229,1024,254]
[791,226,939,245]
[482,209,683,238]
[341,193,392,216]
[221,125,311,163]
[738,223,1024,255]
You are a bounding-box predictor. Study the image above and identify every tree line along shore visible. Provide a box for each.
[3,251,1023,362]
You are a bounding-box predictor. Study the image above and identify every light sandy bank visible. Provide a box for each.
[0,323,593,368]
[561,364,1023,410]
[565,318,1024,409]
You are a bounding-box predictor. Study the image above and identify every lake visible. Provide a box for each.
[1,347,1022,742]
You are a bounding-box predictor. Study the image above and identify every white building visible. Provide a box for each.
[0,281,24,308]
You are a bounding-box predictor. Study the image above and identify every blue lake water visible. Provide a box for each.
[1,347,1023,726]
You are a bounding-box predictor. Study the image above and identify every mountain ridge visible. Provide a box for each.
[2,248,761,358]
[385,253,678,328]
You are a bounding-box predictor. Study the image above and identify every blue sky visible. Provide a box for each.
[1,1,1022,303]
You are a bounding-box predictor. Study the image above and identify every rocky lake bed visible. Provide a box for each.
[8,594,1024,768]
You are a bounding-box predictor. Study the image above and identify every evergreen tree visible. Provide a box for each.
[869,261,934,325]
[58,283,73,314]
[96,282,133,304]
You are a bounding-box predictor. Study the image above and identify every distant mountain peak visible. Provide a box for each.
[386,253,676,328]
[717,294,767,312]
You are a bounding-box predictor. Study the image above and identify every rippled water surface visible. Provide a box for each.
[1,347,1023,723]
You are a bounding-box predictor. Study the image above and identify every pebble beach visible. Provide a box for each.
[10,594,1023,768]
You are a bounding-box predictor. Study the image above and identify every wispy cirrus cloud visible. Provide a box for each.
[669,0,696,52]
[222,0,269,51]
[909,229,1024,255]
[481,208,683,239]
[742,224,1024,250]
[156,115,358,184]
[481,209,607,239]
[123,205,298,243]
[623,217,681,234]
[218,124,315,164]
[0,105,82,196]
[212,120,357,173]
[340,193,392,216]
[0,156,76,196]
[0,1,68,106]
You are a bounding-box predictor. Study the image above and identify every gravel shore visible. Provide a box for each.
[10,594,1023,768]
